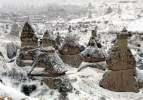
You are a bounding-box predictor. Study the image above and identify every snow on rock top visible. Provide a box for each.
[80,46,105,58]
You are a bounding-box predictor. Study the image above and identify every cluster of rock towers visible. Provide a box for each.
[16,22,139,93]
[16,22,56,67]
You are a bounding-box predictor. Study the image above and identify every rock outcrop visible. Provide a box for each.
[27,47,67,76]
[16,22,38,67]
[20,22,38,48]
[100,33,139,92]
[59,34,83,67]
[42,31,56,48]
[80,36,105,63]
[44,77,72,91]
[91,26,97,37]
[59,44,82,67]
[44,77,72,100]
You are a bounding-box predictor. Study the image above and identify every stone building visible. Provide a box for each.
[100,32,139,92]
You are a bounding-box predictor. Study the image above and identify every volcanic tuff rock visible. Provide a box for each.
[20,22,38,48]
[59,34,82,67]
[81,36,105,63]
[17,22,38,67]
[42,31,56,48]
[100,33,139,92]
[44,77,73,92]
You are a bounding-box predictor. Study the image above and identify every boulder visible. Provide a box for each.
[44,77,73,93]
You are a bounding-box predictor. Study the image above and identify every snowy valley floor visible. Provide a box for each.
[0,32,143,100]
[0,61,143,100]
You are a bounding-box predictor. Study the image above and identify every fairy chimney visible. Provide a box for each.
[100,32,139,92]
[20,22,38,48]
[91,26,98,37]
[42,31,56,48]
[81,37,105,63]
[16,22,38,67]
[59,34,83,67]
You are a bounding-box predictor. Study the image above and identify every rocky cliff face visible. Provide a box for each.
[100,33,139,92]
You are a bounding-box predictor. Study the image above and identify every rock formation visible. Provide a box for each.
[16,22,38,67]
[91,26,97,37]
[80,36,105,63]
[20,22,38,48]
[59,34,83,68]
[42,31,56,48]
[55,32,62,49]
[27,47,67,76]
[89,27,102,48]
[100,33,139,92]
[44,77,72,100]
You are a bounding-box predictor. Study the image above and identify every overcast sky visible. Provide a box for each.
[0,0,140,8]
[0,0,95,7]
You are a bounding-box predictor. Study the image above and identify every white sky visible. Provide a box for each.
[0,0,140,8]
[0,0,94,6]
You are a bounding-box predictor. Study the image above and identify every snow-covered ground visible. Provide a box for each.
[1,1,143,99]
[0,27,143,100]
